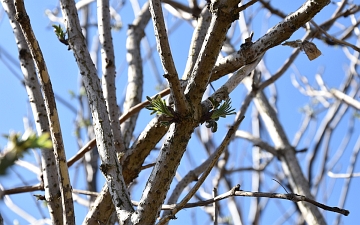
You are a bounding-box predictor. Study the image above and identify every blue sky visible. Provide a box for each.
[0,0,359,224]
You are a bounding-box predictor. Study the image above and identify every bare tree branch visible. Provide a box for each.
[182,7,211,79]
[158,115,245,225]
[149,0,189,115]
[58,0,134,222]
[185,0,242,109]
[1,1,64,223]
[211,0,331,82]
[121,2,150,147]
[335,136,360,224]
[98,0,125,153]
[2,0,358,224]
[13,0,75,223]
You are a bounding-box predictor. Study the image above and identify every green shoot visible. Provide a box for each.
[146,95,174,117]
[210,98,236,120]
[0,131,52,175]
[52,24,68,45]
[204,98,236,133]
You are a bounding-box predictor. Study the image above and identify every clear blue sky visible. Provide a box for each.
[0,0,359,224]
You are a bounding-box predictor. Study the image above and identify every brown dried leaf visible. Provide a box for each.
[302,40,322,61]
[282,40,322,61]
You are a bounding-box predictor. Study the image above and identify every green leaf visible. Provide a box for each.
[52,24,68,45]
[52,24,66,39]
[35,133,53,149]
[203,98,236,133]
[210,98,236,120]
[146,95,173,117]
[68,90,76,99]
[0,131,53,175]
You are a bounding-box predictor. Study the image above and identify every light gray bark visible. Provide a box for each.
[59,0,134,223]
[1,2,64,224]
[131,1,243,223]
[98,0,125,153]
[13,0,75,223]
[121,2,150,147]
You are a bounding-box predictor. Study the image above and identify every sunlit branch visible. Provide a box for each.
[1,1,65,223]
[59,0,135,222]
[182,7,211,80]
[328,171,360,178]
[14,0,75,223]
[149,0,188,115]
[211,0,332,82]
[185,0,241,108]
[98,0,125,152]
[121,2,150,147]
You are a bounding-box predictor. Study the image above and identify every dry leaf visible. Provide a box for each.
[302,40,322,61]
[282,40,322,61]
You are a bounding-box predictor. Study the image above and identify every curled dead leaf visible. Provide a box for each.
[282,40,322,61]
[302,40,322,61]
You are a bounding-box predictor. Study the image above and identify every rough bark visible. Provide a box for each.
[1,0,64,223]
[98,0,124,153]
[121,2,150,147]
[59,0,134,223]
[13,0,75,223]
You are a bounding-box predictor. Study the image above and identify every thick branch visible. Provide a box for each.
[131,121,197,224]
[158,115,245,225]
[59,0,134,223]
[1,1,64,224]
[211,0,331,81]
[84,117,168,223]
[14,0,74,223]
[185,0,241,110]
[182,7,211,80]
[162,77,262,221]
[201,54,263,113]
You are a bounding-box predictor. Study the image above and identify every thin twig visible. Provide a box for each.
[213,187,218,225]
[235,0,259,14]
[149,187,350,216]
[328,171,360,178]
[98,0,125,152]
[1,184,43,196]
[310,21,360,52]
[3,184,349,217]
